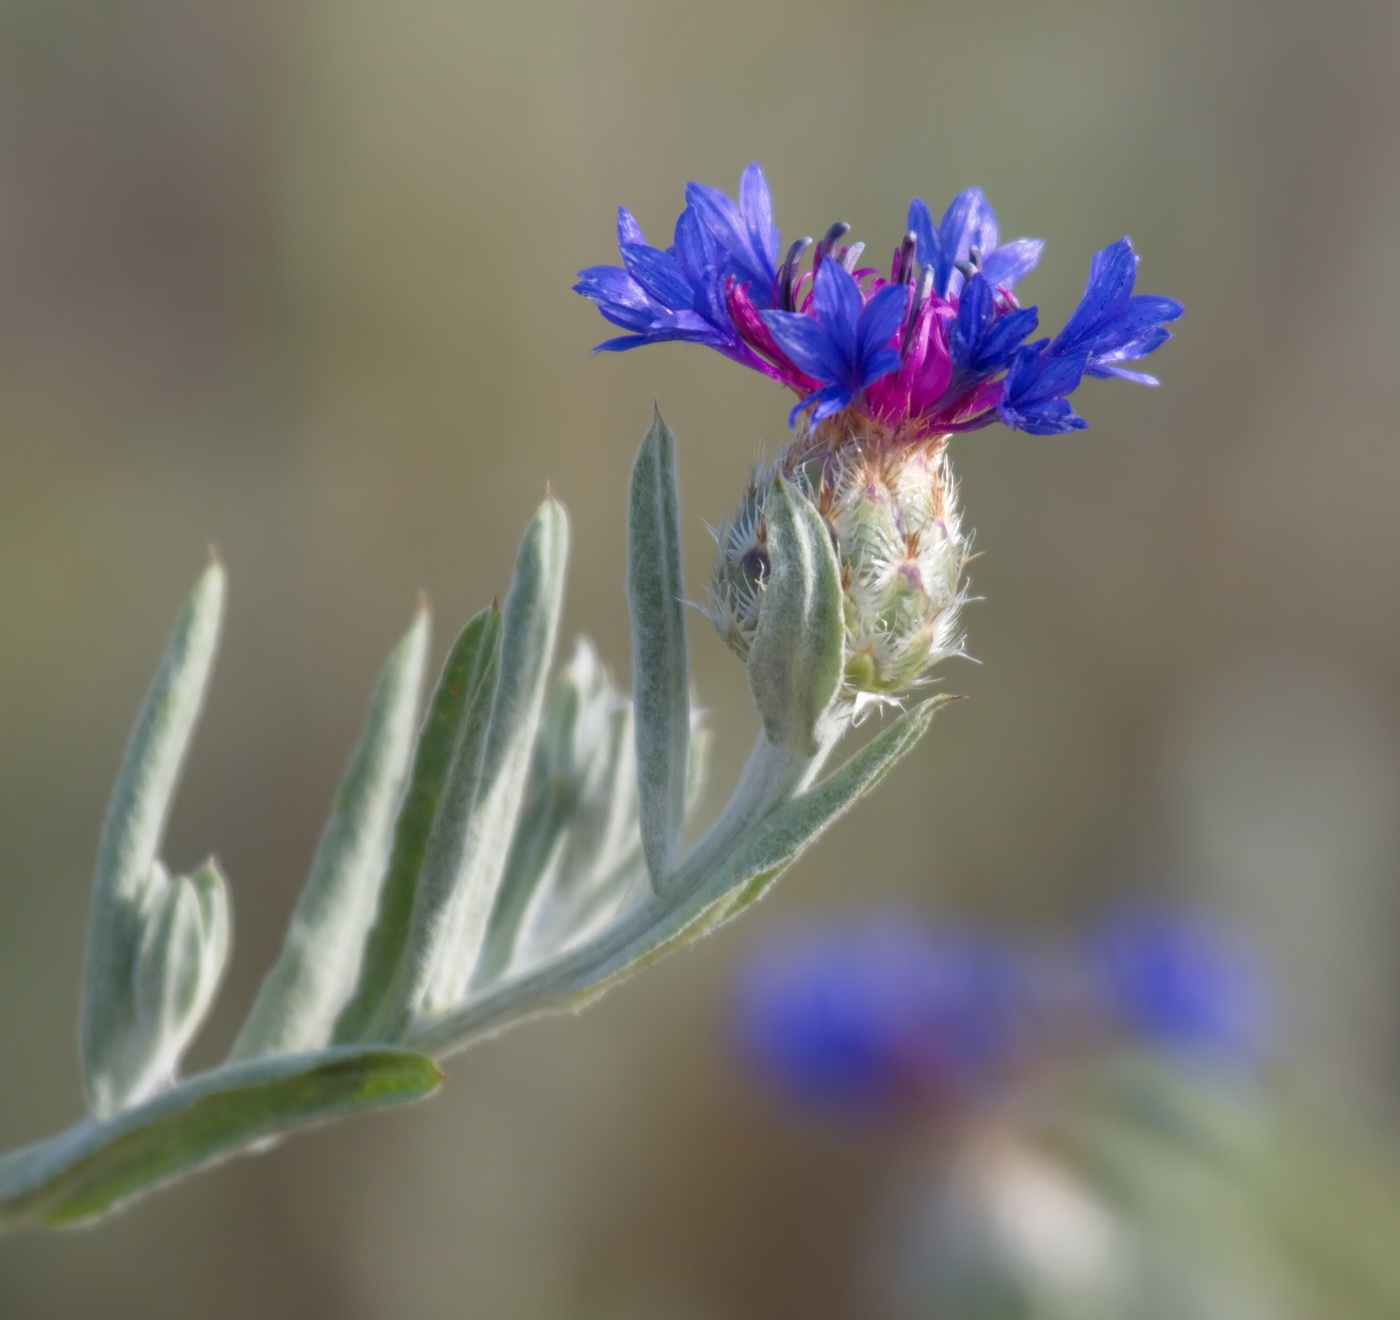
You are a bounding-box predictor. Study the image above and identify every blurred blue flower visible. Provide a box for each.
[1089,906,1273,1065]
[734,915,1029,1115]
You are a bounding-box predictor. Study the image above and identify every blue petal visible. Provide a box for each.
[648,309,726,343]
[791,383,854,426]
[941,187,998,262]
[1091,364,1161,385]
[908,198,946,294]
[1002,344,1088,409]
[949,278,1040,376]
[857,346,902,389]
[763,309,846,381]
[573,266,656,331]
[1000,396,1089,434]
[1087,323,1175,369]
[812,260,864,373]
[979,306,1040,369]
[1053,238,1138,352]
[594,333,653,353]
[979,238,1044,290]
[617,206,647,249]
[672,206,729,328]
[950,274,993,371]
[687,173,778,305]
[620,243,694,310]
[856,283,910,363]
[739,162,779,270]
[672,206,718,284]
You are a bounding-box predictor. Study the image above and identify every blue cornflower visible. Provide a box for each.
[735,916,1028,1114]
[761,260,909,424]
[1089,906,1273,1066]
[577,165,1182,438]
[909,187,1045,299]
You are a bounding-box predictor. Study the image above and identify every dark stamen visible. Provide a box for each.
[812,221,851,274]
[778,237,813,311]
[902,268,935,356]
[893,231,919,284]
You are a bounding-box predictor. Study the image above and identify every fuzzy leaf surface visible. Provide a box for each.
[0,1049,441,1231]
[387,606,504,1027]
[233,608,429,1058]
[627,413,690,888]
[745,478,843,756]
[334,606,502,1042]
[82,560,225,1118]
[416,498,569,1011]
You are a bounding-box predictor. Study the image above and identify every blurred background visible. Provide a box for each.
[2,0,1400,1314]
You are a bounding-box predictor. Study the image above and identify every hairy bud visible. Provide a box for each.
[707,415,969,701]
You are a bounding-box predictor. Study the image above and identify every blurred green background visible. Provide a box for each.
[2,0,1400,1314]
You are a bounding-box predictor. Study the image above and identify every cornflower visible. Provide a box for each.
[578,165,1182,701]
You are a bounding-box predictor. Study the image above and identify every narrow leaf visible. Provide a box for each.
[82,558,226,1119]
[628,412,690,889]
[469,777,572,988]
[334,607,503,1043]
[414,498,569,1013]
[232,607,430,1059]
[745,477,844,755]
[474,639,643,988]
[383,606,503,1030]
[0,1049,441,1231]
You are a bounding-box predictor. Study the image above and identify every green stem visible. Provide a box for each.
[404,717,845,1059]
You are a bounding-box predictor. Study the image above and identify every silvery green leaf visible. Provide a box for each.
[383,606,503,1030]
[188,857,231,1004]
[413,497,569,1013]
[114,860,231,1105]
[480,642,649,983]
[406,697,944,1060]
[627,412,690,889]
[470,776,572,988]
[745,476,844,756]
[334,605,503,1044]
[0,1049,441,1231]
[82,559,226,1120]
[232,607,430,1059]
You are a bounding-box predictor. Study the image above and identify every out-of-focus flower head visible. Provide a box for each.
[1087,905,1273,1066]
[735,905,1272,1120]
[734,914,1029,1115]
[576,164,1183,437]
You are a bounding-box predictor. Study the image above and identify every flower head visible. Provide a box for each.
[576,165,1182,440]
[578,166,1182,700]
